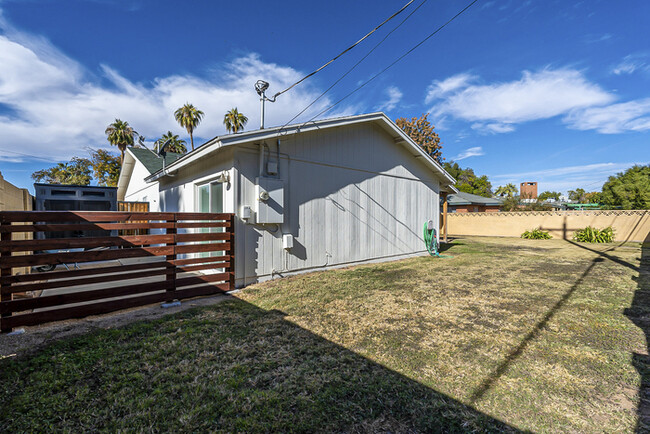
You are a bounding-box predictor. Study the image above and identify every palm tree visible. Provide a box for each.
[223,108,249,134]
[105,119,138,165]
[154,131,187,154]
[174,103,204,151]
[495,183,518,197]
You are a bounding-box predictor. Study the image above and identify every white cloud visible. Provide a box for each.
[376,86,402,112]
[453,146,484,161]
[0,18,348,162]
[565,99,650,133]
[611,54,650,75]
[490,162,648,194]
[471,122,515,134]
[428,68,614,126]
[425,73,475,103]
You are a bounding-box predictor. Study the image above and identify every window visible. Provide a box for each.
[196,182,225,262]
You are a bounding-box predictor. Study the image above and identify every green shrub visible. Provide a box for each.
[573,226,615,243]
[521,228,552,240]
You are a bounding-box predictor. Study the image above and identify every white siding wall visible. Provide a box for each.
[157,149,235,214]
[234,122,440,286]
[124,160,160,211]
[155,123,442,287]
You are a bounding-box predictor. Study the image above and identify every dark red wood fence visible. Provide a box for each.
[0,211,235,332]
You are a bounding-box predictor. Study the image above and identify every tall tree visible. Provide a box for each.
[495,184,518,197]
[32,157,92,185]
[600,164,650,209]
[538,191,561,201]
[223,108,249,134]
[174,103,204,151]
[395,113,443,164]
[442,161,493,198]
[568,188,587,202]
[154,132,187,154]
[89,149,121,187]
[105,119,138,165]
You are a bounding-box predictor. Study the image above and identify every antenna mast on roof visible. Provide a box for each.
[255,80,275,129]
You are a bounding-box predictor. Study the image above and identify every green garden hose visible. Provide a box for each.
[423,221,452,258]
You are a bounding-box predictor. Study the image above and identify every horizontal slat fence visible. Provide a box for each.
[0,211,235,332]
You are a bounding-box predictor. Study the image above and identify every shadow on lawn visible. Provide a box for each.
[0,297,519,432]
[625,234,650,432]
[469,235,648,421]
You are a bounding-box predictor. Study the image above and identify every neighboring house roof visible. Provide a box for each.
[448,192,505,207]
[117,147,183,201]
[143,112,458,192]
[128,147,183,174]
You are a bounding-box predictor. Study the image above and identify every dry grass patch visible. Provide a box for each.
[0,236,646,432]
[239,236,647,432]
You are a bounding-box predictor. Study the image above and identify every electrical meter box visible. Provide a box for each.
[255,177,284,224]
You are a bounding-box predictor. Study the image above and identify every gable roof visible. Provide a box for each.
[143,112,458,192]
[116,147,184,201]
[448,192,504,206]
[128,147,183,173]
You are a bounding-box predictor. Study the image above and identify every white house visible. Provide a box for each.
[118,112,457,287]
[116,147,183,209]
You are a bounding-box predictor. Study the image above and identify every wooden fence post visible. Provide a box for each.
[1,221,13,333]
[166,214,177,302]
[229,214,236,290]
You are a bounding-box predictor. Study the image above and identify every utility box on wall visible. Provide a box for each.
[255,177,284,224]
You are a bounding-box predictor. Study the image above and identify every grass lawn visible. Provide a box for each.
[1,237,647,432]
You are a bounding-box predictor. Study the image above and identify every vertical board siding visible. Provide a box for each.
[157,122,444,285]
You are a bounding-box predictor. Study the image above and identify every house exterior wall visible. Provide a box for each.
[124,159,161,211]
[157,148,235,214]
[232,122,440,286]
[155,123,442,287]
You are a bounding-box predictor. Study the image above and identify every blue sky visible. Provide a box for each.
[0,0,648,195]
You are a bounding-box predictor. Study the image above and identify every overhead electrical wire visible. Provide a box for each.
[299,0,480,127]
[279,0,429,131]
[271,0,414,100]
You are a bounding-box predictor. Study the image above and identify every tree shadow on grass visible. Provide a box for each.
[0,298,519,432]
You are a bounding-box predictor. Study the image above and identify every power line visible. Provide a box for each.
[271,0,414,100]
[300,0,480,127]
[280,0,429,131]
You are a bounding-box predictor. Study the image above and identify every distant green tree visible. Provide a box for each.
[600,165,650,209]
[568,188,587,202]
[89,149,121,187]
[32,157,92,185]
[174,103,204,151]
[538,191,561,201]
[396,113,443,164]
[501,196,520,211]
[584,191,602,204]
[495,184,518,197]
[223,108,249,134]
[105,119,138,165]
[443,161,492,197]
[154,132,187,154]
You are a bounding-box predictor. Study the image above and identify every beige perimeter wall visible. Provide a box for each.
[0,172,33,277]
[447,210,650,243]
